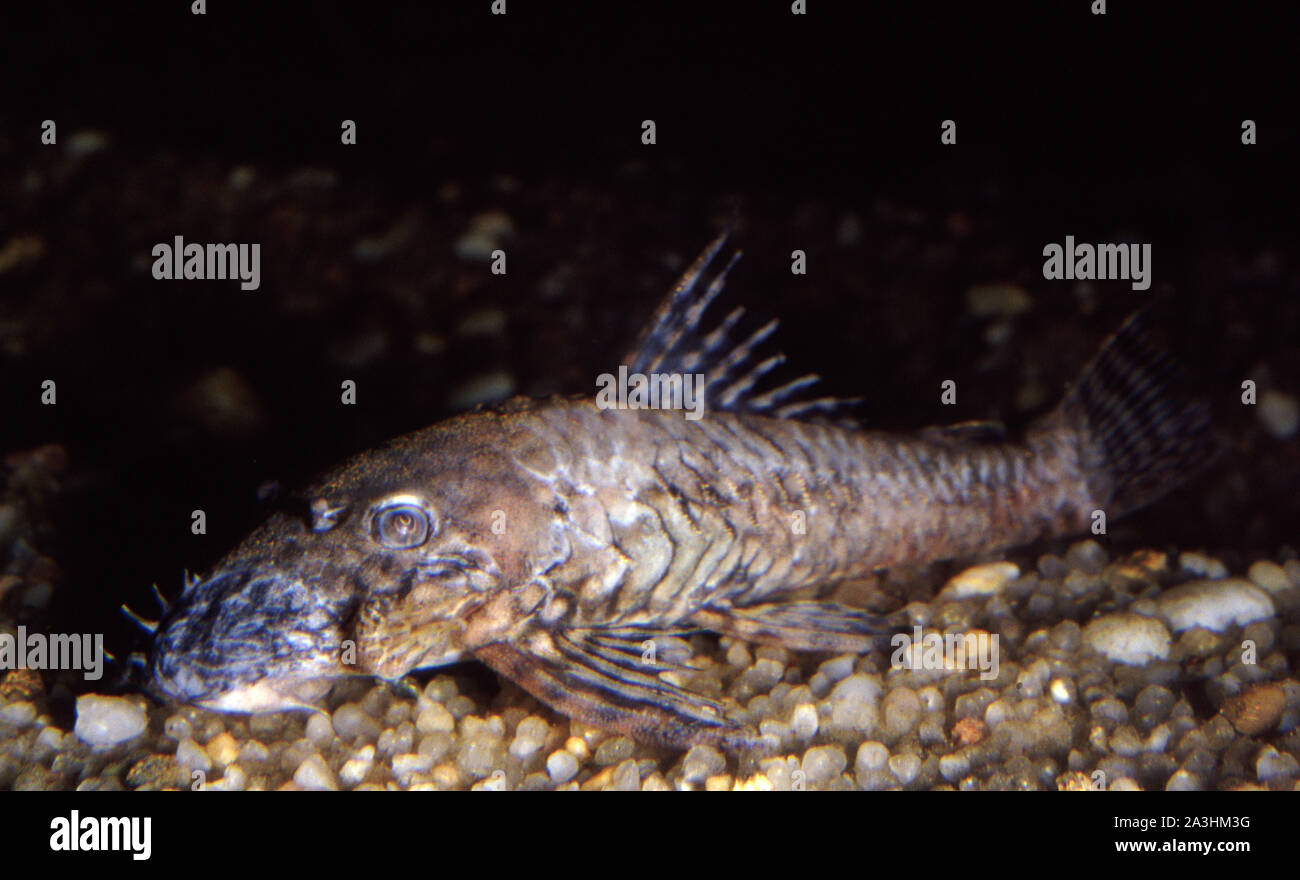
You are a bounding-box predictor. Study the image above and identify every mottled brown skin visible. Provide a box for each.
[147,238,1210,750]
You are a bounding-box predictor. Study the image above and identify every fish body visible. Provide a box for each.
[143,232,1215,750]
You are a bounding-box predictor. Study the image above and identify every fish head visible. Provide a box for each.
[147,418,556,713]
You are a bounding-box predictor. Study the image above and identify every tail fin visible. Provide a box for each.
[1058,308,1218,516]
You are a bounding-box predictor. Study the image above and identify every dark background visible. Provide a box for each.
[2,1,1297,676]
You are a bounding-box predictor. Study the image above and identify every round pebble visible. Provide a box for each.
[1157,579,1276,632]
[293,755,339,791]
[74,695,147,747]
[546,749,579,784]
[1082,613,1171,665]
[938,562,1019,599]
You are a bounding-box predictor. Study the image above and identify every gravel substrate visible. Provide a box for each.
[3,441,1299,790]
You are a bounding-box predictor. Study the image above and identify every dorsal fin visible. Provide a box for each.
[623,231,859,420]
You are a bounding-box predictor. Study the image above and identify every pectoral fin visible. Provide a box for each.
[473,628,763,752]
[691,601,900,653]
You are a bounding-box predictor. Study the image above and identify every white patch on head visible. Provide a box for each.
[198,677,333,714]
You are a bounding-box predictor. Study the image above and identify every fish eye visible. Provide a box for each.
[370,499,434,549]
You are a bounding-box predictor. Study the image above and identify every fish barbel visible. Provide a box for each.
[138,231,1215,750]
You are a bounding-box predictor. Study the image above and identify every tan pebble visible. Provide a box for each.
[431,764,461,789]
[733,773,773,791]
[939,562,1019,600]
[564,736,591,761]
[1248,560,1291,594]
[705,774,733,791]
[0,667,44,703]
[952,717,986,747]
[1056,771,1094,791]
[206,732,239,767]
[1130,550,1168,572]
[580,767,613,791]
[1221,683,1285,736]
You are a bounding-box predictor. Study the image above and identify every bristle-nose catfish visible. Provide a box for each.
[136,231,1214,751]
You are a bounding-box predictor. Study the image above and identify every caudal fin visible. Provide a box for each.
[1059,308,1218,517]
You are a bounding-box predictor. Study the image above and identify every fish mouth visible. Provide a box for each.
[147,568,351,713]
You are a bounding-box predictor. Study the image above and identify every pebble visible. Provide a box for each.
[1065,540,1109,574]
[175,738,211,773]
[1221,683,1286,735]
[881,687,923,739]
[1082,613,1171,665]
[938,561,1019,600]
[826,674,882,733]
[0,701,36,728]
[681,745,727,784]
[1255,745,1299,783]
[594,736,635,766]
[509,716,550,760]
[305,713,335,747]
[1257,389,1299,439]
[546,749,579,784]
[966,283,1032,318]
[339,746,375,787]
[1248,560,1292,594]
[888,753,922,785]
[206,732,239,768]
[1178,552,1228,580]
[74,695,147,746]
[790,703,819,739]
[415,701,456,735]
[293,755,340,791]
[332,703,380,742]
[801,745,848,787]
[1157,579,1276,632]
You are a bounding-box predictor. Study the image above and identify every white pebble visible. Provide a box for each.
[509,716,550,759]
[855,742,890,773]
[546,749,579,784]
[305,712,335,746]
[339,745,375,787]
[801,745,848,787]
[0,701,36,728]
[1256,745,1299,782]
[74,695,147,746]
[1157,579,1276,632]
[293,755,340,791]
[1082,613,1171,665]
[938,561,1019,600]
[415,701,456,735]
[790,703,819,739]
[175,738,211,773]
[826,673,882,733]
[888,753,922,785]
[392,753,435,785]
[682,745,726,784]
